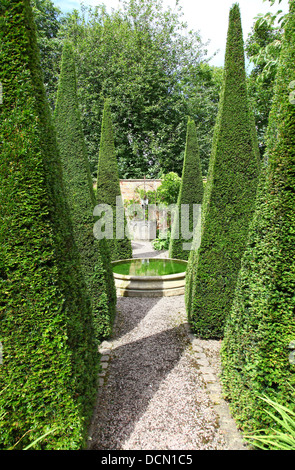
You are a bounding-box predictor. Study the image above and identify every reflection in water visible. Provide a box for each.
[113,258,187,277]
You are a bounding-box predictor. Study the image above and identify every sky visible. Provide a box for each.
[52,0,290,67]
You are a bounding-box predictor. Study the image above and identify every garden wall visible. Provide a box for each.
[94,178,207,203]
[119,179,162,202]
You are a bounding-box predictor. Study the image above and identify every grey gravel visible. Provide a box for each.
[88,242,247,450]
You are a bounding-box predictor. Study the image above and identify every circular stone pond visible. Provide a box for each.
[111,258,188,297]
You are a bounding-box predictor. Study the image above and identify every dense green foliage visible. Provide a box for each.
[1,0,293,451]
[31,0,64,108]
[183,64,223,177]
[0,0,98,449]
[56,0,222,178]
[169,117,203,260]
[54,42,116,342]
[221,0,295,436]
[185,4,259,339]
[96,99,132,261]
[244,394,295,450]
[155,172,181,206]
[30,0,223,179]
[246,6,285,158]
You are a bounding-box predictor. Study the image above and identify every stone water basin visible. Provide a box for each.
[111,258,187,297]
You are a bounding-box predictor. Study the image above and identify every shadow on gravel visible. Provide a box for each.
[114,297,162,337]
[88,322,189,450]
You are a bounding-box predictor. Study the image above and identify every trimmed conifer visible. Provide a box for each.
[0,0,98,449]
[221,0,295,434]
[96,99,132,261]
[54,42,116,342]
[169,117,203,260]
[185,4,259,339]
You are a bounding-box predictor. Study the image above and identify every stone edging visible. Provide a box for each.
[181,321,248,451]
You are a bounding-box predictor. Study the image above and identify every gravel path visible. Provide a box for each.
[88,242,247,450]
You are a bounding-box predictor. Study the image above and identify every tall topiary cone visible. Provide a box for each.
[54,42,116,342]
[221,0,295,434]
[169,117,203,260]
[0,0,98,449]
[185,4,259,339]
[96,99,132,261]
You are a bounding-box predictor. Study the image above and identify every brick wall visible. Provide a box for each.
[93,178,207,203]
[119,179,162,202]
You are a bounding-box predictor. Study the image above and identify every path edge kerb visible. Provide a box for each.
[180,320,248,451]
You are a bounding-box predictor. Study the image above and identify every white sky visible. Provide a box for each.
[53,0,290,67]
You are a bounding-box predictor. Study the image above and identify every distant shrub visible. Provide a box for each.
[152,230,171,251]
[156,172,181,206]
[169,117,203,260]
[96,99,132,261]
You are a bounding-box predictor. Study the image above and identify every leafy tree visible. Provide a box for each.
[185,4,259,339]
[30,0,223,179]
[169,117,203,260]
[31,0,65,109]
[96,99,132,261]
[182,63,223,176]
[0,0,98,449]
[54,41,116,342]
[221,0,295,435]
[62,0,218,179]
[246,4,286,158]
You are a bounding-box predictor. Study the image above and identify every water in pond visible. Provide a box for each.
[112,259,187,277]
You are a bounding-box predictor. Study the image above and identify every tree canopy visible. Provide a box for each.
[31,0,64,108]
[96,99,133,261]
[32,0,222,179]
[246,4,287,158]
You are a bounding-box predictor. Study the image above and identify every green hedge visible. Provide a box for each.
[96,99,132,261]
[185,4,259,339]
[221,0,295,435]
[54,42,116,342]
[0,0,98,449]
[169,117,203,261]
